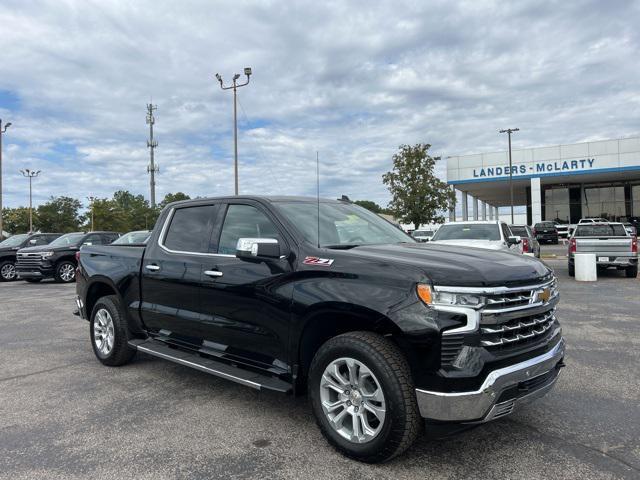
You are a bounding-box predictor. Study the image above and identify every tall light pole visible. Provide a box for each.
[0,119,12,240]
[146,104,159,208]
[87,196,96,231]
[215,67,252,195]
[499,128,519,224]
[20,169,41,232]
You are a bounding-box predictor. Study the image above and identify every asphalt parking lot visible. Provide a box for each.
[1,260,638,480]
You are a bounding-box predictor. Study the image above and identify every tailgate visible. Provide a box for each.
[575,237,633,256]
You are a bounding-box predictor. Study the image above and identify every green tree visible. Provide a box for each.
[87,198,125,232]
[382,143,455,229]
[354,200,383,214]
[2,207,32,234]
[159,192,191,209]
[35,196,83,233]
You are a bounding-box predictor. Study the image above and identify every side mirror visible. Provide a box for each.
[507,235,522,245]
[236,238,280,260]
[29,239,37,245]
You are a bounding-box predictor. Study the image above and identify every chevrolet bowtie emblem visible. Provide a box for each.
[537,288,551,303]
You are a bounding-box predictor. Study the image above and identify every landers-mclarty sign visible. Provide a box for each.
[473,158,595,178]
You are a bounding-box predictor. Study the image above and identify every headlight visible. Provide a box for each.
[417,284,485,309]
[40,251,55,258]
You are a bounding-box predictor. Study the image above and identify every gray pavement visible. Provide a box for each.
[0,263,639,479]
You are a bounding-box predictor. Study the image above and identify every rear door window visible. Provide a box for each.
[163,205,216,253]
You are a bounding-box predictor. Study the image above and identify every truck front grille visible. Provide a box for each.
[16,254,44,268]
[480,309,557,348]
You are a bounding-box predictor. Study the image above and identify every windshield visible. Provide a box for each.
[432,224,501,241]
[48,233,85,247]
[112,231,150,244]
[413,230,434,237]
[574,225,628,237]
[0,234,29,248]
[509,226,528,236]
[274,201,413,247]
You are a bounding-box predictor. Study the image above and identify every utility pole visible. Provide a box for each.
[146,104,159,208]
[499,128,519,224]
[0,119,12,240]
[20,169,41,232]
[87,196,96,231]
[215,67,252,195]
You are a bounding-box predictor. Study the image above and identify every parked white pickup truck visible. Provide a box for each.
[429,220,523,254]
[568,222,638,278]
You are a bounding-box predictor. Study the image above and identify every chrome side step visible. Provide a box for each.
[128,338,292,393]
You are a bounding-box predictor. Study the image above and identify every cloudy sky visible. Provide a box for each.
[1,0,639,212]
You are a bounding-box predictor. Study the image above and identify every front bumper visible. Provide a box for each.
[16,264,54,279]
[569,255,637,267]
[416,337,565,423]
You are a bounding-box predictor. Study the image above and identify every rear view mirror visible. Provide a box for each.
[507,236,522,245]
[236,238,280,260]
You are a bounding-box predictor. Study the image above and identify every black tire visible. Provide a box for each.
[90,295,136,366]
[308,331,421,463]
[0,260,16,281]
[54,260,76,283]
[626,265,638,278]
[568,262,575,277]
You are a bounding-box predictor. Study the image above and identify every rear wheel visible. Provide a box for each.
[308,331,421,463]
[626,265,638,278]
[90,295,136,366]
[568,262,575,277]
[0,260,16,281]
[55,261,76,283]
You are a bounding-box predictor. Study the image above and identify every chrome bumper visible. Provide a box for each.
[416,338,565,422]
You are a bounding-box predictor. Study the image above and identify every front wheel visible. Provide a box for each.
[55,261,76,283]
[308,331,421,463]
[0,260,17,281]
[90,295,136,366]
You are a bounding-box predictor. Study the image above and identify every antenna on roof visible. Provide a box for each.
[316,151,320,248]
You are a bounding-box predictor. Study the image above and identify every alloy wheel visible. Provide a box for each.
[60,263,75,282]
[319,357,386,444]
[1,263,16,280]
[93,308,115,356]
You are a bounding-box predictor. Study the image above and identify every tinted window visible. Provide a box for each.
[0,234,29,248]
[574,224,628,237]
[501,223,512,239]
[509,226,528,236]
[49,233,85,247]
[164,206,215,253]
[432,224,501,241]
[84,235,103,245]
[218,205,282,255]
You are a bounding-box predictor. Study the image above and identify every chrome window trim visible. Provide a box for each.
[433,278,555,295]
[158,207,235,258]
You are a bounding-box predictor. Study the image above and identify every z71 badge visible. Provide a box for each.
[303,256,334,267]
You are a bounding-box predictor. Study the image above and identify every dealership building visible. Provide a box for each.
[446,136,640,225]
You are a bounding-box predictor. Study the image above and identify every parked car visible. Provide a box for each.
[0,233,62,281]
[112,230,151,245]
[533,221,559,244]
[568,222,637,278]
[16,231,120,283]
[555,223,570,239]
[429,220,523,253]
[411,229,436,242]
[509,225,540,258]
[75,196,564,462]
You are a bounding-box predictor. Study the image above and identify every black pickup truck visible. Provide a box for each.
[17,231,120,283]
[75,196,565,462]
[0,233,62,281]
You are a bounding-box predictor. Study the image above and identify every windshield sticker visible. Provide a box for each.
[303,256,334,267]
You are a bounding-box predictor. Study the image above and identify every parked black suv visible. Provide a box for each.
[533,221,559,244]
[0,233,62,281]
[75,196,565,462]
[17,231,120,283]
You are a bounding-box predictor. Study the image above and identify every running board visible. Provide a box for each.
[128,338,292,393]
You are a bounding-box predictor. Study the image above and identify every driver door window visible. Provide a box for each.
[217,204,282,255]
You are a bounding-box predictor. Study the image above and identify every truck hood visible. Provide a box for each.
[345,243,550,287]
[17,245,77,254]
[428,239,506,250]
[0,246,21,254]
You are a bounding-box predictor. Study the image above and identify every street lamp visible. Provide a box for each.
[19,169,41,232]
[87,196,96,231]
[499,128,519,224]
[215,67,252,195]
[0,119,12,239]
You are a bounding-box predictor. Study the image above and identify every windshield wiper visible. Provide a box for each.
[323,244,360,250]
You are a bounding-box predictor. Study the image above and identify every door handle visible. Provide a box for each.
[204,270,223,277]
[145,264,160,271]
